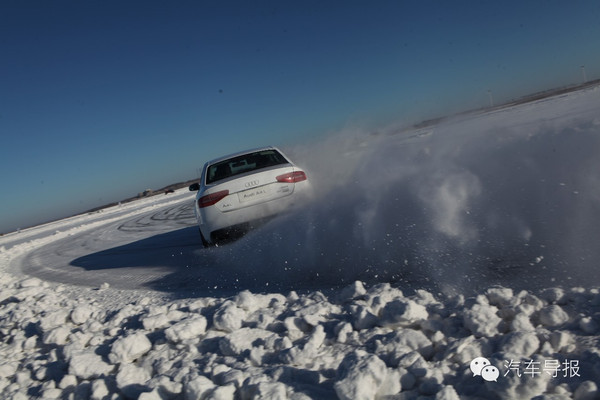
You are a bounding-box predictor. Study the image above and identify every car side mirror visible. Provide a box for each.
[189,183,200,191]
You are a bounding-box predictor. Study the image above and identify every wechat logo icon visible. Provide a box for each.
[470,357,499,382]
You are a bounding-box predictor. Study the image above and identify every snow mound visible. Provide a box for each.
[0,273,598,399]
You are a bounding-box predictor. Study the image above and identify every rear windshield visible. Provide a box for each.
[206,149,289,184]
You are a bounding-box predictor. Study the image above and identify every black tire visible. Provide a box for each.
[199,229,212,248]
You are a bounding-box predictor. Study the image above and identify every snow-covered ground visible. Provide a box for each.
[1,85,600,399]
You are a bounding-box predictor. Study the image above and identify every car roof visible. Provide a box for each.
[205,146,280,166]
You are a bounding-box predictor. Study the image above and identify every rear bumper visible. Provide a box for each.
[199,195,294,243]
[197,179,310,244]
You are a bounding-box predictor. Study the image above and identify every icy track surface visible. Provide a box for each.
[1,86,600,399]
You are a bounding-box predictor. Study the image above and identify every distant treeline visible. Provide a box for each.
[84,179,198,214]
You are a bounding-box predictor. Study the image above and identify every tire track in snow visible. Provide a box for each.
[15,199,206,291]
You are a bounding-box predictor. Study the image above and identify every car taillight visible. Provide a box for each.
[276,171,307,183]
[198,190,229,208]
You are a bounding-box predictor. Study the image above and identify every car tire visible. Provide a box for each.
[199,229,212,248]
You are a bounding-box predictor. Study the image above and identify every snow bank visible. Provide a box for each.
[0,270,598,399]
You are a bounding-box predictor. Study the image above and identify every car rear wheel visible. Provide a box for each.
[199,229,212,248]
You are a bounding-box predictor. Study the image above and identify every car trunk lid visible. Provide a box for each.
[211,165,300,212]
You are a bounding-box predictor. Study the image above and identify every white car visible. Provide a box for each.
[189,146,310,246]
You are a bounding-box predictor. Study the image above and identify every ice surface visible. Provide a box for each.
[1,85,600,399]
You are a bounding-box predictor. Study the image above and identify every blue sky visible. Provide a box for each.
[1,1,600,233]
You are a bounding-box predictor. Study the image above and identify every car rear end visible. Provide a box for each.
[194,147,309,244]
